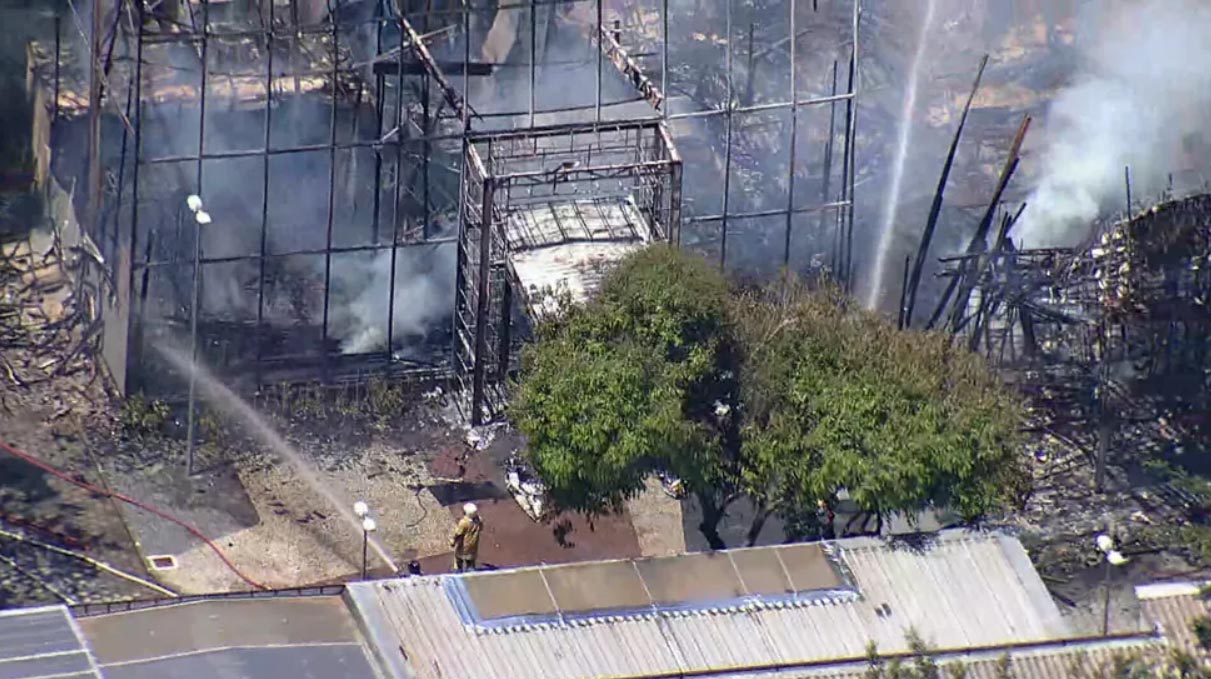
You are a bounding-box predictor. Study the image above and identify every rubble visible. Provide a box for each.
[0,227,151,606]
[935,192,1211,580]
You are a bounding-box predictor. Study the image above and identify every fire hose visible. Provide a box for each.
[0,438,267,591]
[0,526,174,599]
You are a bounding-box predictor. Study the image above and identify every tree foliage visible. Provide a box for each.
[735,279,1027,531]
[510,246,1027,543]
[510,245,736,516]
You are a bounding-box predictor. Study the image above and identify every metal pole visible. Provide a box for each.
[255,0,274,389]
[361,529,369,580]
[420,1,432,240]
[53,15,61,124]
[595,0,603,122]
[186,0,211,477]
[320,1,340,376]
[1101,557,1112,635]
[529,0,536,127]
[371,13,384,245]
[782,0,798,269]
[386,13,404,361]
[845,1,860,291]
[661,0,668,122]
[87,0,104,234]
[820,60,837,270]
[129,0,145,385]
[719,0,733,269]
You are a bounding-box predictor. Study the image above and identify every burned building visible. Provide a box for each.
[26,0,861,421]
[934,190,1211,488]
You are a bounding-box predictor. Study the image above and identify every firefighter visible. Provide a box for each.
[450,502,483,572]
[816,499,836,541]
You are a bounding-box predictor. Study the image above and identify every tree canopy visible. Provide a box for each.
[509,245,1027,545]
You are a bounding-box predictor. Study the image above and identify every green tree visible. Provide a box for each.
[510,245,740,546]
[735,278,1028,535]
[511,247,1026,546]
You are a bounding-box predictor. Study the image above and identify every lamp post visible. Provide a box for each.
[361,517,377,580]
[184,195,212,477]
[1095,533,1129,635]
[354,501,374,580]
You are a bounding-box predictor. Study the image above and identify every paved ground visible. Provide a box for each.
[96,400,465,592]
[414,431,642,574]
[626,476,686,558]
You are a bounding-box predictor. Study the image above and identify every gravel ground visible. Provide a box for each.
[92,396,471,592]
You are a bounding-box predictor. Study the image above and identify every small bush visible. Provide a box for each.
[119,393,170,436]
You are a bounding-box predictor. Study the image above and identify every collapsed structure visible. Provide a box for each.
[934,191,1211,492]
[23,0,860,423]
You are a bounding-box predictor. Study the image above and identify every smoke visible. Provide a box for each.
[330,237,456,355]
[1016,0,1211,248]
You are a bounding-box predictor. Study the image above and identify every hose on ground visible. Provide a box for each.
[0,438,267,591]
[0,527,174,598]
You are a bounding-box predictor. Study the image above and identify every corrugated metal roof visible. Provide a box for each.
[345,530,1074,679]
[1137,581,1211,657]
[720,636,1163,679]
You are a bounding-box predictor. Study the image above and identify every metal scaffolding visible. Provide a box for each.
[31,0,861,434]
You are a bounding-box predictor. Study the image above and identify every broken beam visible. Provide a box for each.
[373,61,495,77]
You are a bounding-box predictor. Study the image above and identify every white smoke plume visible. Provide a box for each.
[1016,0,1211,248]
[330,239,456,355]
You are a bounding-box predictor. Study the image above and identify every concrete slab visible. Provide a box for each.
[625,476,686,558]
[79,597,361,664]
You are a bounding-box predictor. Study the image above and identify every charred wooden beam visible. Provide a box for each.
[902,55,987,329]
[591,23,665,113]
[927,115,1031,331]
[372,61,495,77]
[397,11,473,122]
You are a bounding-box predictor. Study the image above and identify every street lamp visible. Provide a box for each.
[361,516,377,580]
[1095,533,1129,635]
[355,501,375,580]
[184,194,211,476]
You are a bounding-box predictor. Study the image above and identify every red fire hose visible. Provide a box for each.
[0,438,267,591]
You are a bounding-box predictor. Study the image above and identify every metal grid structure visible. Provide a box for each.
[456,120,681,422]
[30,0,860,430]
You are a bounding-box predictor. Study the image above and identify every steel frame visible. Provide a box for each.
[42,0,860,442]
[456,119,681,422]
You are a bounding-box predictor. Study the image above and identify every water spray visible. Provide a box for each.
[153,343,401,574]
[865,0,938,310]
